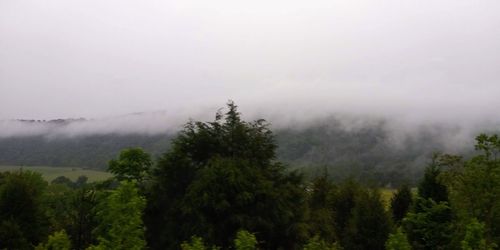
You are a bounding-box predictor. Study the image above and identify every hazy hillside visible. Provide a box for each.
[0,117,482,185]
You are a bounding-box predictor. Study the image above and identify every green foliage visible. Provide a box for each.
[0,170,49,246]
[461,219,495,250]
[180,236,214,250]
[307,172,336,243]
[234,230,257,250]
[343,189,392,250]
[69,186,100,250]
[439,134,500,245]
[385,228,411,250]
[146,102,308,249]
[43,184,74,234]
[91,181,146,250]
[108,148,152,182]
[331,179,362,243]
[403,198,454,250]
[303,235,341,250]
[35,230,71,250]
[390,185,413,225]
[418,157,448,204]
[0,219,31,250]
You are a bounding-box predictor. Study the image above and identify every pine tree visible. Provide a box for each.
[145,101,308,249]
[390,185,413,225]
[343,189,391,250]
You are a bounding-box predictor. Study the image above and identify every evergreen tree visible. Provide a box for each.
[307,171,336,243]
[403,198,454,250]
[390,185,413,225]
[331,179,361,244]
[145,101,308,249]
[418,156,448,204]
[343,189,391,250]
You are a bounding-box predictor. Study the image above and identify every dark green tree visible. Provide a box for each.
[307,172,336,243]
[403,198,454,250]
[69,186,99,250]
[51,176,75,188]
[331,179,361,243]
[0,171,49,247]
[145,101,308,249]
[343,189,391,250]
[390,185,413,225]
[0,219,31,250]
[418,157,448,204]
[108,148,152,182]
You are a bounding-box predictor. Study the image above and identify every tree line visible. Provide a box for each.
[0,102,498,249]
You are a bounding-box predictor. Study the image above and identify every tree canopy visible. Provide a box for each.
[145,101,308,249]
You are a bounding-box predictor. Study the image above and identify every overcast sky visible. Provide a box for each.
[1,0,500,124]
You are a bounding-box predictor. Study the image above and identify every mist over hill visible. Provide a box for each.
[1,112,493,186]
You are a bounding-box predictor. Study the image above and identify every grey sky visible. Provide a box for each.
[1,0,500,125]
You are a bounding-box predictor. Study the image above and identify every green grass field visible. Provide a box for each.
[0,165,112,182]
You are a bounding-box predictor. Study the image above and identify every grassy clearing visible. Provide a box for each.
[0,165,112,182]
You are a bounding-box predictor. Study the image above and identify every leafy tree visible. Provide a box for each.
[108,148,152,182]
[51,176,75,188]
[44,184,75,234]
[90,181,146,250]
[35,230,71,250]
[435,134,500,247]
[385,228,411,250]
[440,134,500,245]
[145,101,308,249]
[0,171,49,246]
[343,189,392,250]
[234,230,257,250]
[75,176,89,188]
[390,185,413,225]
[461,219,495,250]
[0,219,31,250]
[403,198,454,250]
[181,236,211,250]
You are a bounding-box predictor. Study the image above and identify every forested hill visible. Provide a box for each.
[0,118,478,185]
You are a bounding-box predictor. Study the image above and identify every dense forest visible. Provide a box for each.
[0,102,498,249]
[0,114,480,186]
